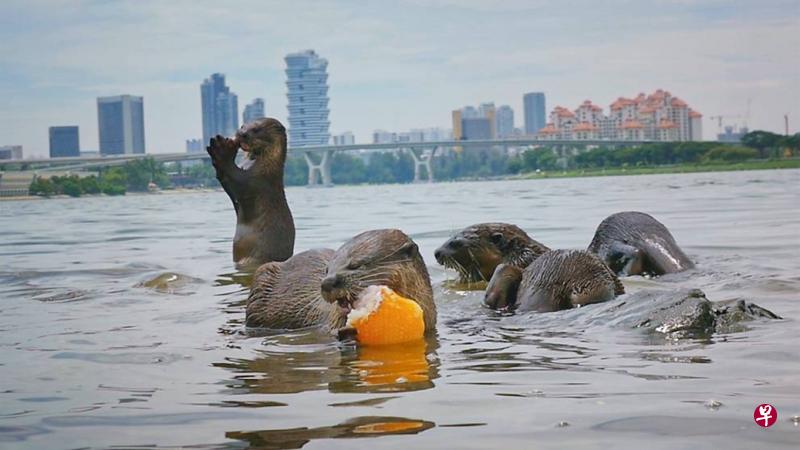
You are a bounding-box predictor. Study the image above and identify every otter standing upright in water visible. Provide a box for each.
[434,223,550,283]
[588,211,694,276]
[206,118,295,267]
[483,250,625,313]
[247,229,436,333]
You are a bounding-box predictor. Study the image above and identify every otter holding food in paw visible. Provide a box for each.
[207,118,295,268]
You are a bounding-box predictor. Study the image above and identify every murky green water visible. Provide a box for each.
[2,170,799,449]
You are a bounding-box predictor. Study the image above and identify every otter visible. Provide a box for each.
[434,223,550,283]
[206,118,295,267]
[246,229,436,334]
[483,249,624,313]
[588,211,694,276]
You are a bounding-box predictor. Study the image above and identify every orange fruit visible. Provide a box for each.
[347,286,425,346]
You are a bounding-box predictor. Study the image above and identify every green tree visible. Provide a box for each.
[61,176,83,197]
[704,146,759,162]
[29,176,54,196]
[99,167,127,195]
[284,156,308,186]
[81,175,101,194]
[741,130,782,158]
[331,153,367,184]
[780,133,800,157]
[122,157,170,191]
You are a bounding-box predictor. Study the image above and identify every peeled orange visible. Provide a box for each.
[346,286,425,346]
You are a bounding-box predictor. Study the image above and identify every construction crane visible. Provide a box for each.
[709,115,742,134]
[710,99,752,134]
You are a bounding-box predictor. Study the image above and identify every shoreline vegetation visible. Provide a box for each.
[10,129,799,200]
[5,158,798,202]
[518,158,800,180]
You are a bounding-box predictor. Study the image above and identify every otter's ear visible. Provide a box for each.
[400,241,419,258]
[490,232,505,246]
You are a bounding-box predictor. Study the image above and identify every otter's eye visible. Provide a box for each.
[490,233,505,245]
[346,261,365,270]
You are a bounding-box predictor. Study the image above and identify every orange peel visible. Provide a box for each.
[346,286,425,346]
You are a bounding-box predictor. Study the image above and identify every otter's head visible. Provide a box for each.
[235,118,287,171]
[434,223,545,283]
[321,229,435,330]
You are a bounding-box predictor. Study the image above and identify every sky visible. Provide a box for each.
[1,0,798,158]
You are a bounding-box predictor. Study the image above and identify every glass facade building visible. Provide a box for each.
[243,98,265,125]
[523,92,546,135]
[201,73,238,146]
[97,95,145,155]
[48,126,80,158]
[285,50,330,147]
[495,105,514,138]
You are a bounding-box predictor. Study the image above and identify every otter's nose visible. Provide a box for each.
[435,239,462,262]
[321,274,343,293]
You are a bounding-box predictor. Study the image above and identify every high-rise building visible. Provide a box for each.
[243,98,265,125]
[48,126,80,158]
[332,131,355,146]
[523,92,546,135]
[285,50,330,147]
[372,130,397,144]
[495,105,514,139]
[461,118,492,140]
[97,95,145,155]
[0,145,23,160]
[478,102,497,138]
[201,73,239,146]
[185,139,204,153]
[453,103,498,140]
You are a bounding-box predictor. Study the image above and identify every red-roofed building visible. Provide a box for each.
[536,90,702,141]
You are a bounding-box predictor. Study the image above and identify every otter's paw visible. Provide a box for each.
[206,135,239,167]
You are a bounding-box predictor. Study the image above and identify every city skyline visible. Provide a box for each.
[1,1,798,157]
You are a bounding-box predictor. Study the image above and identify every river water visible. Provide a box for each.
[1,169,799,449]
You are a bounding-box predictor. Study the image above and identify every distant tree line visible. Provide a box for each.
[29,130,798,196]
[29,157,171,197]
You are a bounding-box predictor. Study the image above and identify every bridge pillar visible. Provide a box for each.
[304,150,334,187]
[407,147,436,183]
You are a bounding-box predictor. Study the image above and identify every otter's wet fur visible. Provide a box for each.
[434,223,549,283]
[484,249,624,313]
[246,249,336,329]
[246,229,436,333]
[207,118,295,267]
[588,211,694,276]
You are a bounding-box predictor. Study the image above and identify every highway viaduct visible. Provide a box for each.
[1,138,655,186]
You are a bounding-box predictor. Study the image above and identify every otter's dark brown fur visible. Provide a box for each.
[246,249,336,329]
[434,223,549,283]
[484,250,624,313]
[246,229,436,333]
[588,211,694,276]
[207,118,295,267]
